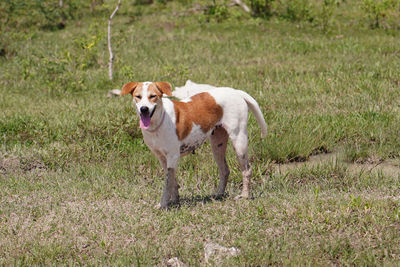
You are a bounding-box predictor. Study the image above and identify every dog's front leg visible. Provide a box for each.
[159,155,180,209]
[160,168,179,208]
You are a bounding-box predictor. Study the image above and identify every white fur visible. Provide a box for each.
[173,80,215,98]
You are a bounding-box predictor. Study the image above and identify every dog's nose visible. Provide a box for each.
[140,106,149,114]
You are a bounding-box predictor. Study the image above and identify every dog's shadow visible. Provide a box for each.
[167,193,257,209]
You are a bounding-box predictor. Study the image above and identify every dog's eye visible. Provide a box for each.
[135,95,142,99]
[149,95,157,99]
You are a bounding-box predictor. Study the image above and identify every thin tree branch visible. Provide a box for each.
[108,0,121,80]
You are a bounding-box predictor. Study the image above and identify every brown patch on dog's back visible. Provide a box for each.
[173,93,223,140]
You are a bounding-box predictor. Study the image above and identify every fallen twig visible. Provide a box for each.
[230,0,250,13]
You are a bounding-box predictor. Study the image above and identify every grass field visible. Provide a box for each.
[1,0,400,265]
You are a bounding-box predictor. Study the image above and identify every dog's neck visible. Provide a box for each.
[143,109,165,133]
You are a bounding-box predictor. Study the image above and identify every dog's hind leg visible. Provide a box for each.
[210,126,230,198]
[230,131,251,200]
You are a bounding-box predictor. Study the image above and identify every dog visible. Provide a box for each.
[120,81,268,209]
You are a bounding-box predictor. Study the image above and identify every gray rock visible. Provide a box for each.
[204,242,241,264]
[166,257,186,267]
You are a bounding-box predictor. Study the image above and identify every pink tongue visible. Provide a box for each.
[140,114,151,129]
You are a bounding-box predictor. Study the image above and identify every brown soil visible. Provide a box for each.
[0,152,46,175]
[274,152,400,177]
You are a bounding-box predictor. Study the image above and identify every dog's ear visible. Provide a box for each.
[155,82,172,96]
[121,82,138,96]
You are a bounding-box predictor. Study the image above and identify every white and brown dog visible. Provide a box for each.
[120,81,267,209]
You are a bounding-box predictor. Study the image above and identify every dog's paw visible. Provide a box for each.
[234,193,249,201]
[154,203,163,210]
[155,198,180,210]
[154,202,177,210]
[211,193,226,200]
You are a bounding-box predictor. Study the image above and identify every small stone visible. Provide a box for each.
[204,242,241,263]
[166,257,186,267]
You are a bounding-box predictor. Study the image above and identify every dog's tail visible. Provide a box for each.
[237,90,268,138]
[107,89,122,98]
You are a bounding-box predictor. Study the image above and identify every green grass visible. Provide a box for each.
[1,0,400,265]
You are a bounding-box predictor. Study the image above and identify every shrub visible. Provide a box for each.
[203,0,229,22]
[317,0,340,32]
[250,0,275,18]
[361,0,399,28]
[283,0,313,22]
[0,0,104,31]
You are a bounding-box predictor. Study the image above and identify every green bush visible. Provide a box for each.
[249,0,314,22]
[361,0,400,28]
[249,0,275,18]
[203,0,230,22]
[317,0,340,32]
[0,0,105,31]
[282,0,313,22]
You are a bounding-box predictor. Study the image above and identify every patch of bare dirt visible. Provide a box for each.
[0,153,20,175]
[0,152,46,175]
[157,22,176,32]
[274,152,400,177]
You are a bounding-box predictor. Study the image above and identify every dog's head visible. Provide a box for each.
[121,81,172,129]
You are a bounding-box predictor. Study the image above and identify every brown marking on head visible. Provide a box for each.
[121,82,138,95]
[155,82,172,96]
[121,82,171,103]
[145,83,165,104]
[132,84,144,103]
[173,92,223,140]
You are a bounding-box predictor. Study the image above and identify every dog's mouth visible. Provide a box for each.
[139,106,156,130]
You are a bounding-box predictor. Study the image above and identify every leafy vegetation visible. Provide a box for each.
[1,0,400,265]
[361,0,400,28]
